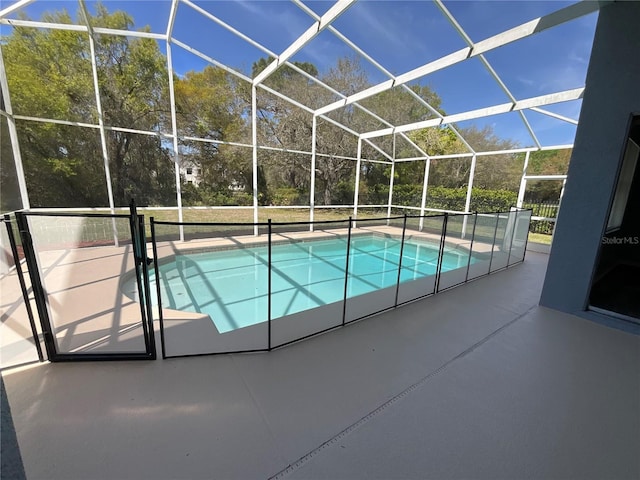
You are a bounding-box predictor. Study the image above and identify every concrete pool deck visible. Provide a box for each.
[2,249,639,479]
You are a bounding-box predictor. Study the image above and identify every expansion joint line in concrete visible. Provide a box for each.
[268,304,537,480]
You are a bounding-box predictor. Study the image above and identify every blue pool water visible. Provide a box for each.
[152,234,476,333]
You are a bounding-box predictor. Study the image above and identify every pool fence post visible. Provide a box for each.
[268,219,272,351]
[505,207,517,268]
[465,212,478,283]
[434,213,448,293]
[138,213,156,359]
[394,214,407,307]
[129,199,152,355]
[342,216,352,326]
[487,212,501,273]
[15,212,57,361]
[3,214,43,362]
[521,209,532,263]
[150,218,167,359]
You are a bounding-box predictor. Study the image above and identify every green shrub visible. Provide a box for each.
[271,187,304,206]
[426,186,516,212]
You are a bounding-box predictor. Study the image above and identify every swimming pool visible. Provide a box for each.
[147,233,478,333]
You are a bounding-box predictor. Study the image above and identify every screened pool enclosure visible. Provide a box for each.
[0,0,601,363]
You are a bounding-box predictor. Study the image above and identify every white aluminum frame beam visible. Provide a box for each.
[315,0,604,117]
[30,0,416,159]
[359,158,392,165]
[178,0,365,139]
[171,39,252,83]
[353,138,362,220]
[169,23,365,149]
[291,0,466,156]
[524,174,568,180]
[79,0,116,215]
[361,88,584,139]
[364,139,394,162]
[166,0,184,239]
[9,110,573,162]
[181,0,269,55]
[0,0,586,224]
[530,107,579,125]
[309,115,317,229]
[9,111,370,163]
[251,84,259,235]
[0,18,167,40]
[12,114,173,139]
[283,57,419,150]
[472,1,607,56]
[418,158,431,231]
[386,135,396,219]
[253,0,355,86]
[516,151,530,208]
[393,156,429,163]
[0,0,36,19]
[428,144,573,160]
[435,0,540,149]
[0,45,30,209]
[464,154,477,214]
[258,84,362,138]
[181,0,377,150]
[78,0,120,245]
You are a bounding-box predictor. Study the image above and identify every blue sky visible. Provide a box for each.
[2,0,599,148]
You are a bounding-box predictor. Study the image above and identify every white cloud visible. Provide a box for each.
[235,1,313,48]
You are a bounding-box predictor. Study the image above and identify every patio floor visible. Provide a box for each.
[2,250,639,479]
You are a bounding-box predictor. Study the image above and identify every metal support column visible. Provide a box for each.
[551,178,567,237]
[387,161,395,221]
[462,154,477,237]
[79,0,119,245]
[166,0,184,240]
[516,150,531,208]
[387,135,396,221]
[309,115,317,231]
[3,215,43,361]
[419,158,431,231]
[0,46,30,209]
[251,85,259,236]
[353,137,362,223]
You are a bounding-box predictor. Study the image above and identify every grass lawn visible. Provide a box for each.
[142,207,389,224]
[141,207,396,239]
[528,232,552,245]
[9,207,542,246]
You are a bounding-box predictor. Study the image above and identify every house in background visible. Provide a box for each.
[180,161,201,186]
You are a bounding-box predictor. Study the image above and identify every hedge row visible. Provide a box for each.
[366,185,518,213]
[181,183,519,213]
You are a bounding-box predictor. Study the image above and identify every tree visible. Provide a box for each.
[524,149,571,201]
[251,56,451,206]
[0,115,23,212]
[91,5,175,205]
[3,11,105,207]
[1,5,535,211]
[174,65,252,204]
[2,6,176,207]
[460,126,520,191]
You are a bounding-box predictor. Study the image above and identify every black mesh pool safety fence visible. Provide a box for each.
[1,215,44,367]
[6,203,156,362]
[150,208,532,359]
[3,206,531,362]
